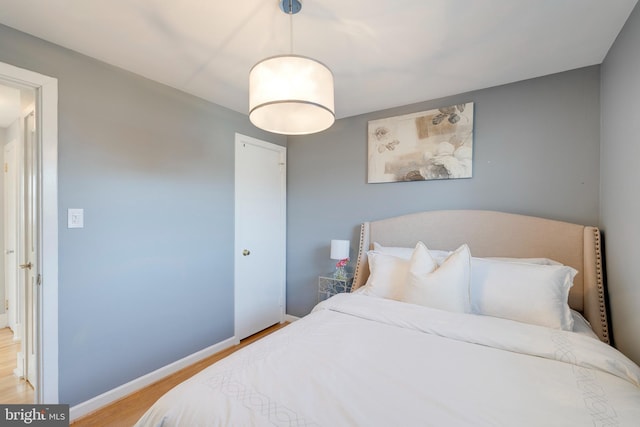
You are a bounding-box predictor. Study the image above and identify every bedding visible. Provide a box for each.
[402,242,471,313]
[357,250,409,300]
[362,241,577,330]
[354,210,611,345]
[372,242,562,265]
[470,257,577,330]
[135,294,640,427]
[135,211,623,426]
[571,309,599,339]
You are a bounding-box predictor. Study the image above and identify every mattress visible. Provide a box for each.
[135,293,640,426]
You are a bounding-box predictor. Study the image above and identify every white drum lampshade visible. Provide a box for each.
[330,239,350,261]
[249,55,335,135]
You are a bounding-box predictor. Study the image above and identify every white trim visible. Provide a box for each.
[14,351,24,378]
[0,313,6,328]
[69,336,239,421]
[0,61,58,404]
[284,314,300,323]
[12,323,21,342]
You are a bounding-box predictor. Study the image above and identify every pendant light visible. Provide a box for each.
[249,0,335,135]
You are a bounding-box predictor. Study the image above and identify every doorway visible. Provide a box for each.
[0,61,58,404]
[1,82,38,401]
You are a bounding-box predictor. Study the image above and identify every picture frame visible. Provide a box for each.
[367,103,474,183]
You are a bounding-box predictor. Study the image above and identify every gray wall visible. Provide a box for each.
[287,66,601,317]
[601,2,640,365]
[0,23,286,405]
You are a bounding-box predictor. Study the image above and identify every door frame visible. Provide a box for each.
[0,61,58,404]
[22,107,39,388]
[234,133,286,340]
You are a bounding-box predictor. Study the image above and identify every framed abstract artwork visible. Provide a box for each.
[367,103,474,183]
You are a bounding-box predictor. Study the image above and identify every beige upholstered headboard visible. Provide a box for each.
[352,210,610,344]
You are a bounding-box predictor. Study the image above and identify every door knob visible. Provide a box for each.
[242,249,251,256]
[20,262,33,270]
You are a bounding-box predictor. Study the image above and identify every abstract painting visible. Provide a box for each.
[367,103,474,183]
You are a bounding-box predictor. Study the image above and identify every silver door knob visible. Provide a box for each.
[242,249,251,256]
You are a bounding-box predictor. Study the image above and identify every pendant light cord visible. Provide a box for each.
[289,0,294,54]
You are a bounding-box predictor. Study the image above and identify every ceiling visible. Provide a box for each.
[0,0,637,122]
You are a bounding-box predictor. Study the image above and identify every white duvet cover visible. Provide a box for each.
[135,294,640,427]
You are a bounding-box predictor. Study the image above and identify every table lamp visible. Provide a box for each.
[330,239,350,280]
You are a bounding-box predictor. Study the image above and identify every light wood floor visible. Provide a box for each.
[0,327,34,403]
[71,322,289,427]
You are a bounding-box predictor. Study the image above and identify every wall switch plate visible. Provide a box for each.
[68,208,84,228]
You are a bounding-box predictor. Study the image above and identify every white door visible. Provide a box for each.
[22,110,39,389]
[235,134,286,340]
[4,140,18,334]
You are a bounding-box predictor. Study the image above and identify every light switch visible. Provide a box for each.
[68,208,84,228]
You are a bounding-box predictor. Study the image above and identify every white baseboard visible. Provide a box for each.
[70,336,239,422]
[14,351,24,378]
[12,322,21,341]
[284,314,300,322]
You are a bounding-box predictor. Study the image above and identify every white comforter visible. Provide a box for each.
[135,294,640,427]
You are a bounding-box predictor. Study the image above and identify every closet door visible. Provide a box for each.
[234,134,286,340]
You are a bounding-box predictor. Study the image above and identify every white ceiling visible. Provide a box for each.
[0,0,637,121]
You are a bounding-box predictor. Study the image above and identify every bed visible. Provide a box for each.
[135,210,640,427]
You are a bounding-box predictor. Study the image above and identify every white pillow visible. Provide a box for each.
[372,242,562,266]
[373,242,450,262]
[357,251,410,300]
[470,258,576,330]
[486,257,562,266]
[402,242,471,313]
[571,309,598,340]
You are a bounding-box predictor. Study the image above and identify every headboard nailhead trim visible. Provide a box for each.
[593,228,610,344]
[352,223,366,291]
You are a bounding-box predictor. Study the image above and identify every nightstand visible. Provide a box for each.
[318,274,354,302]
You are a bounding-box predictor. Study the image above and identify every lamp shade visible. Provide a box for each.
[330,239,350,260]
[249,55,335,135]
